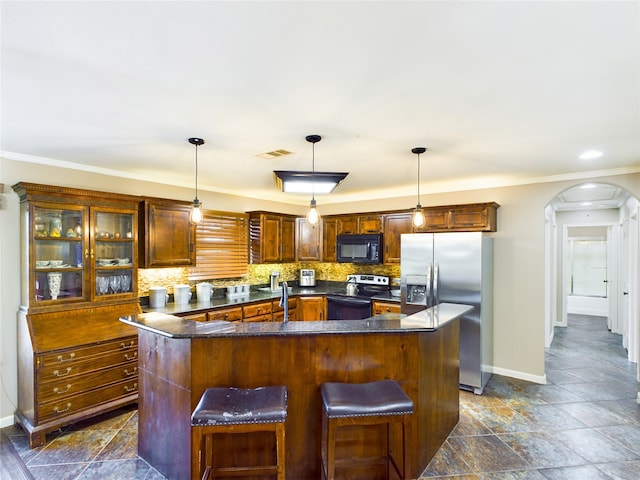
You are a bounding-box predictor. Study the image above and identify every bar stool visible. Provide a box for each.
[320,380,414,480]
[191,386,287,480]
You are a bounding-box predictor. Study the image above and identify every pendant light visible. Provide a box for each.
[188,137,205,224]
[306,134,321,225]
[411,147,427,228]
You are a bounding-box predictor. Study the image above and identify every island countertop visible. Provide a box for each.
[121,302,471,338]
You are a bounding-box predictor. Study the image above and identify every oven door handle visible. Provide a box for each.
[326,295,371,306]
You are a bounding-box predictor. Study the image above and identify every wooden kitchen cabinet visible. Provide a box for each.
[138,198,196,267]
[208,306,243,323]
[296,217,322,261]
[383,212,413,264]
[322,217,338,262]
[372,300,401,315]
[12,183,141,447]
[273,297,297,322]
[414,202,499,233]
[248,211,296,263]
[297,296,326,321]
[242,300,273,322]
[336,214,383,235]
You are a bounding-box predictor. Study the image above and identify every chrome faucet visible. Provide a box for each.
[279,281,289,322]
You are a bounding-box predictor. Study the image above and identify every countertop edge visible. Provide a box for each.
[120,303,472,338]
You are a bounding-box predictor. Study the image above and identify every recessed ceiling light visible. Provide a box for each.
[579,150,603,160]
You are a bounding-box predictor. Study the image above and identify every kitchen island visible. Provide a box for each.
[121,303,471,480]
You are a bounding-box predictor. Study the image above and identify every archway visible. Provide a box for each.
[544,182,639,367]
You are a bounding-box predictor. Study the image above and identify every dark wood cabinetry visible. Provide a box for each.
[248,211,296,263]
[138,199,196,267]
[322,217,339,262]
[297,296,326,321]
[414,202,499,233]
[337,214,383,235]
[372,300,401,315]
[12,183,141,448]
[383,212,413,264]
[296,218,322,261]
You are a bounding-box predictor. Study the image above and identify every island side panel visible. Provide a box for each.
[418,318,460,470]
[190,332,421,480]
[137,330,192,480]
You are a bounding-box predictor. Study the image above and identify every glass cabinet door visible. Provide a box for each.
[33,205,87,303]
[92,209,136,300]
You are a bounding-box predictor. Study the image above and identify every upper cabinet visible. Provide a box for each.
[138,199,196,268]
[414,202,499,233]
[337,214,383,235]
[12,183,140,310]
[322,217,338,262]
[296,218,322,262]
[383,212,413,264]
[248,211,296,263]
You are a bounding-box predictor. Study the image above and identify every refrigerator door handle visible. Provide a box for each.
[427,262,433,307]
[433,261,439,306]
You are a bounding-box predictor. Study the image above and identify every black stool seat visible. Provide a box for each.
[320,380,414,480]
[321,380,414,418]
[191,386,287,480]
[191,386,287,426]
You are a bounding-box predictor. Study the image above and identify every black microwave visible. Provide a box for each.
[336,233,382,264]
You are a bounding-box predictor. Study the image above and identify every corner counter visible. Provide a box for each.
[122,303,471,480]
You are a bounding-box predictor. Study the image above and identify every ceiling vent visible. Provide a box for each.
[257,149,294,159]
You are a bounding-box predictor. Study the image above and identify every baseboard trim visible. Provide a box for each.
[490,366,547,385]
[0,415,15,429]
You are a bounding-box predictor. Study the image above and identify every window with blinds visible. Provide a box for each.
[188,210,249,280]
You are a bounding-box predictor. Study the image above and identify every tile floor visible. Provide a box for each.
[2,313,639,479]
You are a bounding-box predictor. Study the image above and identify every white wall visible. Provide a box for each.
[1,156,639,425]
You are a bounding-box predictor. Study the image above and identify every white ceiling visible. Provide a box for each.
[1,1,639,209]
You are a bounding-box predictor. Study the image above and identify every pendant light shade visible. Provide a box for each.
[411,147,427,228]
[188,137,205,225]
[306,134,322,225]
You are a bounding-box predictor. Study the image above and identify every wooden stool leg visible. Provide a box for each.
[191,427,202,480]
[276,422,286,480]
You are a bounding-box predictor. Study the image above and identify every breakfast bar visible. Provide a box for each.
[121,303,471,480]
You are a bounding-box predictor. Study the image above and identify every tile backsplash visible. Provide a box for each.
[137,262,400,295]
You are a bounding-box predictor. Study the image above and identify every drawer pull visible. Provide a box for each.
[53,367,72,377]
[124,352,138,361]
[120,341,135,349]
[56,353,75,363]
[124,383,138,393]
[54,384,72,395]
[124,367,137,377]
[53,403,72,414]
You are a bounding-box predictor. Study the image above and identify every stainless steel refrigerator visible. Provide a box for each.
[401,232,494,394]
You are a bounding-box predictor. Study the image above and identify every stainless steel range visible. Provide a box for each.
[326,274,390,320]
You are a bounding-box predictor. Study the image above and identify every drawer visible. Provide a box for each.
[243,302,272,319]
[272,298,296,312]
[243,313,272,323]
[38,362,138,403]
[372,302,401,315]
[37,379,138,423]
[38,349,138,383]
[208,307,242,322]
[38,336,138,368]
[178,312,208,322]
[273,309,296,322]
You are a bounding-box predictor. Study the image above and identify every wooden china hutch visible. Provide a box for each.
[12,183,142,447]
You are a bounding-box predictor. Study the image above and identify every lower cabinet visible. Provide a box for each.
[242,301,273,322]
[16,302,141,448]
[372,300,401,315]
[273,297,297,321]
[297,296,326,321]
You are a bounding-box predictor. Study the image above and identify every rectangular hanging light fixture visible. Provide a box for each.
[273,171,348,194]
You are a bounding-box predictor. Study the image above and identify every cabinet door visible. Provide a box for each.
[322,218,338,262]
[296,218,321,261]
[372,301,401,315]
[358,215,383,234]
[92,208,137,301]
[297,296,325,321]
[280,216,296,262]
[337,216,358,235]
[383,213,413,264]
[142,202,195,267]
[260,215,281,262]
[32,203,88,304]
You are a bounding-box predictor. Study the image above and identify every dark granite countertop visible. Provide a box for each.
[121,303,472,338]
[141,282,400,316]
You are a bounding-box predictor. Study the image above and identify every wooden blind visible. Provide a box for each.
[188,210,249,280]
